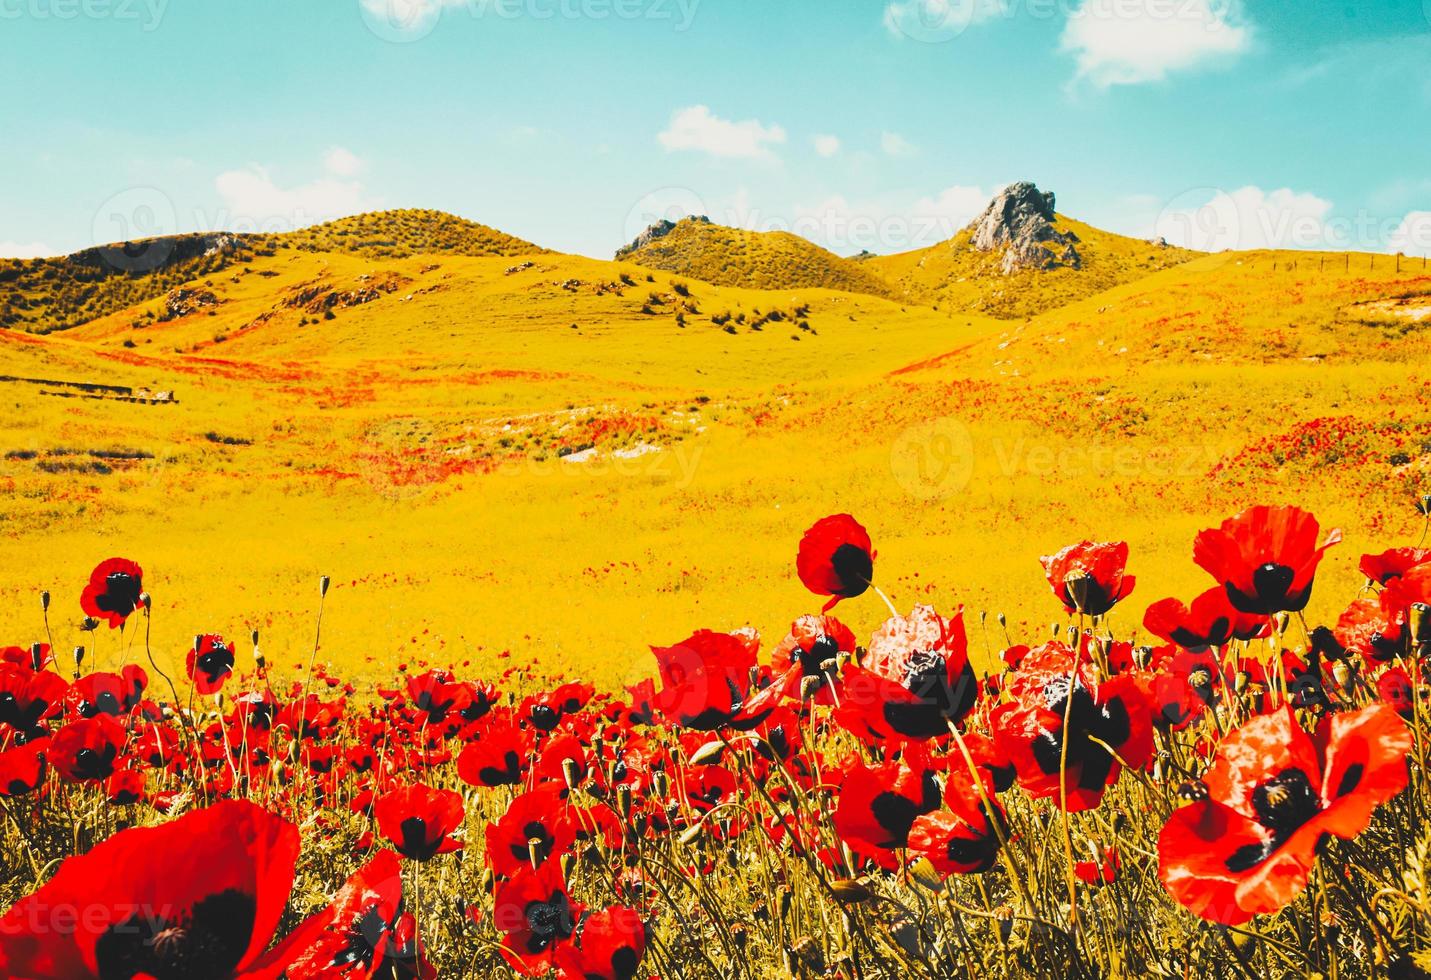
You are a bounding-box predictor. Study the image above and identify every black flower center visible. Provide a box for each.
[830,543,873,598]
[95,889,254,980]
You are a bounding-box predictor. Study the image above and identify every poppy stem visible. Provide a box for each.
[870,584,898,619]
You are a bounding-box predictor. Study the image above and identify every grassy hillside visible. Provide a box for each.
[0,237,1427,689]
[617,217,898,298]
[0,209,542,335]
[866,215,1199,318]
[279,208,544,260]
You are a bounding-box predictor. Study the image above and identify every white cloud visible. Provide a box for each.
[882,0,1006,42]
[658,105,786,160]
[881,131,916,157]
[214,158,375,232]
[0,241,56,259]
[1062,0,1251,88]
[813,134,841,158]
[323,146,363,177]
[1154,186,1335,251]
[1388,212,1431,257]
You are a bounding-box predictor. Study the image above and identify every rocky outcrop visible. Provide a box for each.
[615,215,711,260]
[966,182,1082,274]
[159,287,220,321]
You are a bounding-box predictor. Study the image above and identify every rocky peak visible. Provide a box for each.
[966,181,1081,275]
[615,215,711,259]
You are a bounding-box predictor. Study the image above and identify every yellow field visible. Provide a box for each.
[2,231,1428,689]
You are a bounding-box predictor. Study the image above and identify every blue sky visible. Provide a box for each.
[1,0,1429,259]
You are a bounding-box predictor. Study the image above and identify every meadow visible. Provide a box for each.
[0,212,1430,978]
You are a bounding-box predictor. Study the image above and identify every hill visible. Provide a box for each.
[0,209,542,334]
[865,181,1200,318]
[615,216,897,298]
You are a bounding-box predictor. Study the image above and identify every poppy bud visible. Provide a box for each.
[617,785,633,817]
[653,770,669,797]
[29,643,43,671]
[139,593,151,611]
[74,645,85,667]
[688,740,724,766]
[251,629,260,646]
[1234,670,1250,694]
[799,676,823,702]
[39,590,49,612]
[907,859,943,894]
[831,877,877,903]
[1275,612,1291,633]
[997,612,1007,628]
[481,868,494,893]
[995,905,1014,943]
[725,847,739,870]
[1411,603,1431,645]
[561,757,582,789]
[319,575,331,596]
[1417,493,1431,516]
[678,823,703,846]
[561,852,576,878]
[1331,659,1355,694]
[1133,645,1154,669]
[778,886,794,918]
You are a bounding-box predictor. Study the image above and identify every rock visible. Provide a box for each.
[1148,236,1169,248]
[159,287,220,321]
[615,215,711,259]
[965,181,1082,275]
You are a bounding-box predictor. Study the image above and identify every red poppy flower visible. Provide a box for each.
[1074,847,1121,886]
[406,670,473,726]
[1378,666,1415,718]
[0,800,303,980]
[485,785,577,878]
[1359,547,1431,585]
[1152,649,1221,729]
[1193,505,1341,615]
[457,713,531,788]
[1335,596,1403,666]
[648,629,779,732]
[277,849,435,980]
[832,757,941,869]
[0,664,68,735]
[493,861,582,976]
[554,906,647,980]
[1,644,52,671]
[1040,540,1135,618]
[797,514,874,612]
[374,783,465,861]
[1158,704,1410,925]
[67,664,148,718]
[0,737,47,797]
[188,634,236,695]
[48,714,127,782]
[768,615,856,705]
[104,766,145,806]
[79,557,145,630]
[993,642,1153,811]
[836,605,979,741]
[907,768,1004,877]
[1144,587,1268,652]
